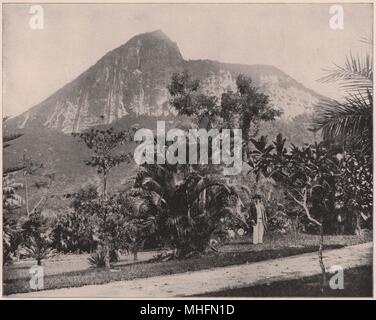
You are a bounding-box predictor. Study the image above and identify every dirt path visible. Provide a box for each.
[10,242,372,298]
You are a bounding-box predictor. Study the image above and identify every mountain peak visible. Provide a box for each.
[109,29,183,66]
[6,30,323,134]
[126,29,172,44]
[144,29,171,41]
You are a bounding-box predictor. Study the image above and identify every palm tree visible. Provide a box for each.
[130,163,248,258]
[313,44,372,153]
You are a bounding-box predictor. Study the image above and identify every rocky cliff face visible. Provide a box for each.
[6,30,324,133]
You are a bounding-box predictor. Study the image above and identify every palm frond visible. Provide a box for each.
[318,53,373,92]
[359,36,372,46]
[141,177,163,194]
[313,91,372,141]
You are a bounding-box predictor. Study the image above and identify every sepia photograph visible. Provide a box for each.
[1,2,374,300]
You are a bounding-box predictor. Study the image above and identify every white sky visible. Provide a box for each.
[2,3,373,117]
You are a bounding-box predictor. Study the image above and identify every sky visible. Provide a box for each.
[2,3,373,117]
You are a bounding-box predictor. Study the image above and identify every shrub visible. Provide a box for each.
[19,212,53,265]
[88,248,107,268]
[50,211,97,254]
[51,186,99,253]
[24,237,54,266]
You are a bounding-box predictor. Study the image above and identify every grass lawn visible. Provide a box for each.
[199,266,373,297]
[3,232,372,295]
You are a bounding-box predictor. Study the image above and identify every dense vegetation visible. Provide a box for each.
[3,44,372,280]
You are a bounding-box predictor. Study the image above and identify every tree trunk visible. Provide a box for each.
[242,122,250,161]
[293,220,298,247]
[103,173,107,199]
[355,213,362,235]
[37,258,42,266]
[318,222,326,294]
[24,175,30,216]
[201,189,206,214]
[133,250,138,262]
[104,239,110,268]
[288,190,326,292]
[104,250,110,268]
[102,171,110,268]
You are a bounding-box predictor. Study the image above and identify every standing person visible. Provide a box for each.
[250,194,267,244]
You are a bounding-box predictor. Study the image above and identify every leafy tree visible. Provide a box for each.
[168,72,280,248]
[73,128,133,197]
[56,186,140,266]
[114,193,157,261]
[19,212,53,266]
[337,152,373,233]
[249,135,301,242]
[21,153,43,216]
[76,193,131,267]
[221,75,282,159]
[51,186,98,253]
[89,195,130,264]
[248,135,275,181]
[168,71,220,129]
[63,190,131,267]
[19,152,57,218]
[313,42,373,233]
[170,72,281,234]
[168,72,282,159]
[73,128,133,267]
[250,135,340,293]
[51,212,96,253]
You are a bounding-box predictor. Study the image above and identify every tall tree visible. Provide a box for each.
[250,135,340,293]
[73,128,133,198]
[221,75,282,159]
[21,152,45,216]
[20,212,53,266]
[168,71,221,130]
[313,42,373,232]
[73,127,133,267]
[168,72,282,160]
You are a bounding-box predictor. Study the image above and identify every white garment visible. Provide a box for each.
[253,203,264,244]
